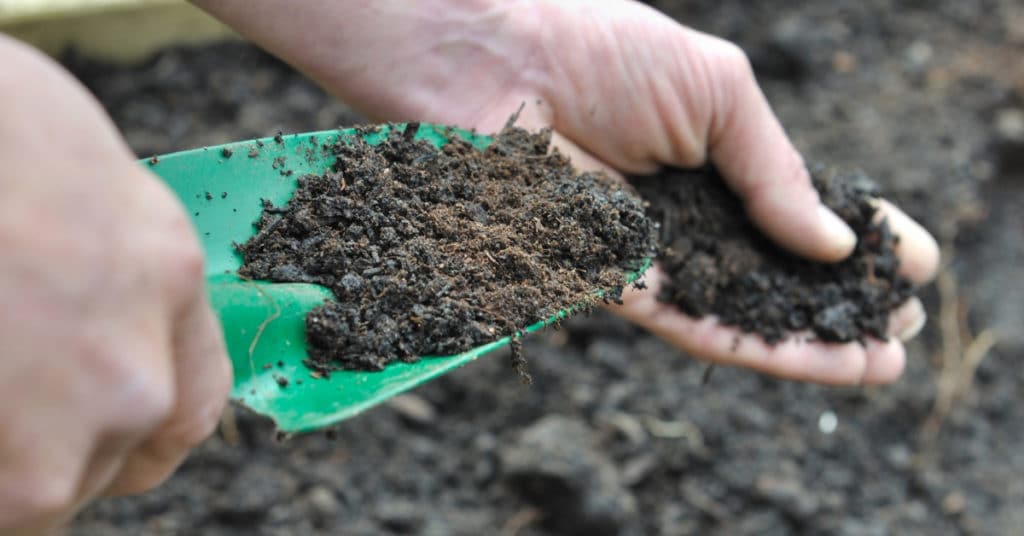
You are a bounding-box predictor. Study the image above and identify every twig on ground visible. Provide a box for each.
[921,244,1000,440]
[500,507,543,536]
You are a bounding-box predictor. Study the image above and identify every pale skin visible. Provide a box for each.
[0,0,939,532]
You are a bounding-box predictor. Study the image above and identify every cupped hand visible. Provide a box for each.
[372,0,940,384]
[200,0,940,384]
[0,36,231,533]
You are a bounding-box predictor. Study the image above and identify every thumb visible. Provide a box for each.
[699,35,857,262]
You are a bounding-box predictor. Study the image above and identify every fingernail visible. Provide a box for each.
[896,299,927,341]
[817,205,857,257]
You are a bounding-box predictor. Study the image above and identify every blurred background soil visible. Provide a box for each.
[65,1,1024,534]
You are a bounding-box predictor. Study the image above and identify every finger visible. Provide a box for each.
[872,199,940,285]
[551,131,624,178]
[860,337,907,385]
[887,297,927,342]
[0,328,174,531]
[612,265,907,385]
[74,441,131,513]
[105,292,230,496]
[695,36,856,262]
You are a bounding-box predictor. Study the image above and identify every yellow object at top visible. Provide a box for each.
[0,0,233,63]
[0,0,176,25]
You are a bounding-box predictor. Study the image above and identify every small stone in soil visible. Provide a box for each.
[500,415,638,536]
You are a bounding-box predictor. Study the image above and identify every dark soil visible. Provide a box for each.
[65,0,1024,534]
[634,166,914,344]
[237,124,655,372]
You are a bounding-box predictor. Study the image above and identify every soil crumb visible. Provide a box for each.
[633,165,915,344]
[239,124,656,372]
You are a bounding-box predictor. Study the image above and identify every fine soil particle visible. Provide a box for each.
[633,165,915,344]
[238,124,656,372]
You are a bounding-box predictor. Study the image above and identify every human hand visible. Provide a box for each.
[197,0,939,384]
[0,36,231,533]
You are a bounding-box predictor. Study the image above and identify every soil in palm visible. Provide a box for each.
[633,165,916,344]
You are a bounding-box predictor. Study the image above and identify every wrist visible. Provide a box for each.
[192,0,546,120]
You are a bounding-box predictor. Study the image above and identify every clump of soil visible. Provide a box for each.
[238,123,656,372]
[633,165,915,343]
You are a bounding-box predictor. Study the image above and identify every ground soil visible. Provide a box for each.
[237,124,655,372]
[65,0,1023,534]
[635,166,913,344]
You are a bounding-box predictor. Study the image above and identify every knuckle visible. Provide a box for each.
[208,353,234,416]
[783,157,818,205]
[162,210,205,278]
[744,149,814,206]
[159,410,220,455]
[25,476,76,517]
[717,41,755,82]
[1,470,77,521]
[140,181,205,289]
[715,43,756,111]
[157,227,206,299]
[118,365,176,429]
[173,374,231,450]
[0,38,56,101]
[774,150,812,191]
[115,469,175,497]
[173,237,206,285]
[675,145,708,168]
[84,342,175,429]
[151,355,231,453]
[104,449,182,497]
[177,405,222,449]
[698,38,757,148]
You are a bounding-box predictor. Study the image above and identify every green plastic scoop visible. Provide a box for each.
[143,123,645,434]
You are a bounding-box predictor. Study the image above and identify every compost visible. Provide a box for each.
[237,123,657,372]
[634,166,915,344]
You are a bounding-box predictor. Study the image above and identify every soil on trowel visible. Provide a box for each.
[238,122,657,373]
[633,165,916,344]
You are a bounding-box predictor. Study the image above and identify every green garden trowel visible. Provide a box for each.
[144,123,645,434]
